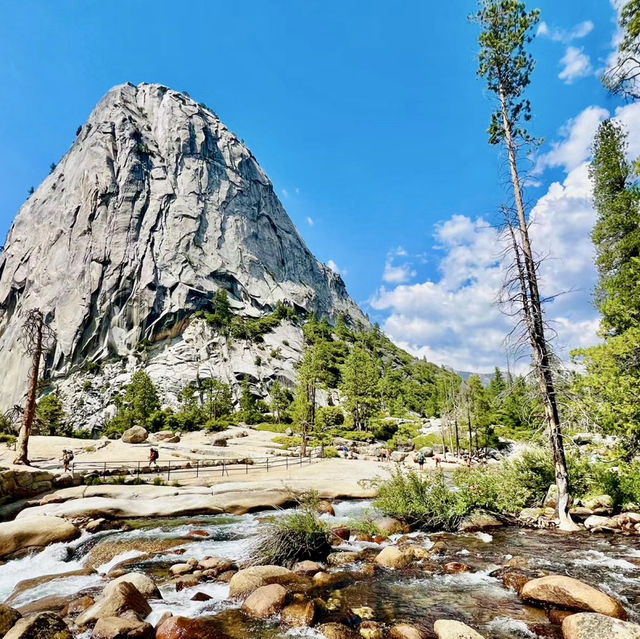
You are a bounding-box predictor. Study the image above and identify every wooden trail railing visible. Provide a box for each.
[70,454,318,482]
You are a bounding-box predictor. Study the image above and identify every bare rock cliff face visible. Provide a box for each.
[0,83,364,424]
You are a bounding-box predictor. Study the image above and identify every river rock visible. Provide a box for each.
[374,517,408,535]
[584,515,617,531]
[61,597,95,617]
[332,526,351,541]
[360,621,384,639]
[76,583,152,627]
[390,623,425,639]
[444,562,471,574]
[562,613,640,639]
[374,546,414,569]
[282,600,317,627]
[241,584,288,619]
[520,576,626,619]
[103,573,161,600]
[0,605,21,639]
[320,623,358,639]
[327,552,361,566]
[92,617,154,639]
[433,620,485,639]
[292,560,324,575]
[121,427,148,444]
[3,613,71,639]
[229,565,297,598]
[198,557,236,575]
[317,501,336,516]
[155,616,218,639]
[169,563,193,576]
[0,517,80,558]
[458,510,503,532]
[582,495,614,512]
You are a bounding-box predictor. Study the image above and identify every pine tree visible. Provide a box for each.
[474,0,577,529]
[340,344,380,430]
[603,0,640,100]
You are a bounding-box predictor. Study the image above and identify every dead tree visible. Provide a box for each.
[13,309,56,465]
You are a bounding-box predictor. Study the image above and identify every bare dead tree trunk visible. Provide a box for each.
[467,404,473,456]
[14,310,47,465]
[500,89,577,530]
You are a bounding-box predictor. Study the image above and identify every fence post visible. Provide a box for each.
[286,457,288,470]
[245,461,248,474]
[103,461,107,477]
[222,461,225,476]
[167,461,171,482]
[137,461,140,478]
[266,457,269,472]
[196,460,199,478]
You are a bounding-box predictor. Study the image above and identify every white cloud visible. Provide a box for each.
[536,106,608,173]
[537,20,594,44]
[372,101,640,372]
[327,259,346,276]
[306,216,314,226]
[382,247,417,284]
[558,46,593,84]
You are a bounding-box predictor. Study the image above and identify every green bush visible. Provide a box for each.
[323,446,339,458]
[204,417,232,432]
[316,406,345,430]
[370,419,399,441]
[273,435,301,449]
[0,433,16,446]
[374,468,462,531]
[72,429,93,440]
[256,423,291,433]
[348,514,387,539]
[250,508,332,567]
[453,466,529,515]
[412,433,442,449]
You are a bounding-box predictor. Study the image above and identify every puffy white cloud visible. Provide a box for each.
[372,101,640,372]
[558,46,593,84]
[538,20,594,44]
[382,246,417,284]
[306,216,314,226]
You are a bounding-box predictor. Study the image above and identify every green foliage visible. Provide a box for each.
[37,393,68,436]
[323,446,339,458]
[375,469,462,531]
[348,514,387,539]
[0,433,16,446]
[0,414,15,435]
[204,417,232,432]
[603,0,640,99]
[104,372,161,436]
[387,422,421,451]
[256,422,291,433]
[270,381,293,423]
[250,504,332,567]
[315,406,344,431]
[340,344,381,430]
[370,419,399,441]
[453,466,529,515]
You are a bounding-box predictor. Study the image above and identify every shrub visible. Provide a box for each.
[323,446,339,458]
[0,433,16,446]
[412,433,442,449]
[73,429,93,440]
[273,435,301,449]
[453,466,529,515]
[316,406,345,430]
[348,514,387,539]
[250,508,332,567]
[256,423,291,433]
[370,419,399,441]
[374,469,462,531]
[205,417,232,432]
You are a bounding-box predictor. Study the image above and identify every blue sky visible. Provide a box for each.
[0,1,630,371]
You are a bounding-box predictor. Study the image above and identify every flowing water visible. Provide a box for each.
[2,500,640,639]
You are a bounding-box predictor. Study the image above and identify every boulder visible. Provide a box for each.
[444,562,471,574]
[316,501,336,516]
[327,552,361,567]
[91,617,154,639]
[198,557,236,575]
[76,583,152,627]
[320,623,358,639]
[61,597,95,617]
[102,573,161,600]
[121,426,148,444]
[374,517,408,536]
[374,546,413,569]
[0,605,21,639]
[292,560,324,575]
[360,621,384,639]
[390,451,408,463]
[582,495,614,512]
[229,565,297,598]
[169,563,192,576]
[544,484,559,509]
[0,517,80,558]
[282,600,317,627]
[332,526,351,541]
[458,511,503,532]
[155,617,218,639]
[153,432,179,443]
[584,515,617,531]
[562,613,640,639]
[520,576,626,619]
[241,584,288,619]
[433,620,486,639]
[390,624,425,639]
[3,613,71,639]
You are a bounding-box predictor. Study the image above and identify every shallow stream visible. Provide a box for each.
[2,500,640,639]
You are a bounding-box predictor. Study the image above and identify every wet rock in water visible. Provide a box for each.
[360,621,384,639]
[520,575,627,619]
[293,560,324,575]
[76,583,152,627]
[404,545,431,561]
[62,597,95,617]
[375,546,414,569]
[155,616,217,639]
[320,622,359,639]
[173,576,200,592]
[458,510,503,532]
[0,517,80,558]
[92,617,154,639]
[374,517,408,536]
[351,607,374,620]
[584,515,617,531]
[332,526,351,541]
[312,571,355,589]
[317,501,336,516]
[327,552,361,567]
[282,599,317,627]
[433,619,486,639]
[229,565,301,598]
[103,573,161,600]
[16,596,69,616]
[241,584,288,619]
[443,562,471,574]
[198,557,236,575]
[189,593,212,602]
[169,563,193,576]
[431,541,446,554]
[0,604,21,638]
[121,426,148,444]
[3,612,71,639]
[562,613,640,639]
[185,530,209,539]
[85,538,184,571]
[390,623,426,639]
[215,570,236,583]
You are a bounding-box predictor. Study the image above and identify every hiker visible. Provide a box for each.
[417,452,425,470]
[149,447,159,467]
[434,455,441,469]
[62,449,73,472]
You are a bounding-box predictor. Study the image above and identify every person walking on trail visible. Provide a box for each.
[62,449,73,473]
[434,455,441,469]
[417,452,425,470]
[149,447,159,467]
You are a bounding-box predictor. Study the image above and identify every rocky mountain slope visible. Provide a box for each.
[0,83,365,429]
